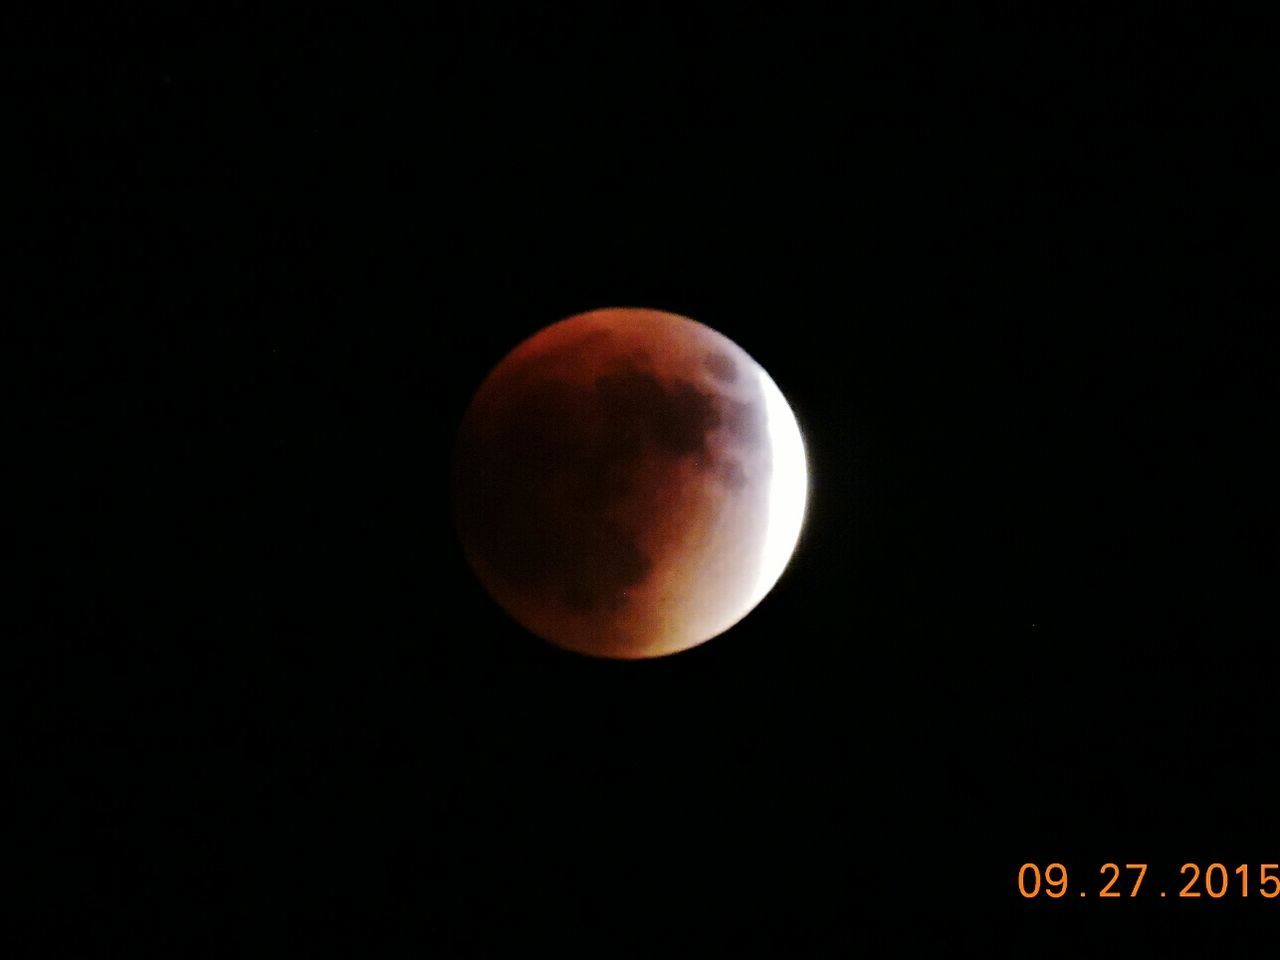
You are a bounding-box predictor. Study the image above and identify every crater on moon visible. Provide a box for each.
[703,350,739,383]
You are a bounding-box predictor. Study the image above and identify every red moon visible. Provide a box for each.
[452,307,807,659]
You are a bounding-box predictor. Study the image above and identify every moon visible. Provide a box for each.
[451,306,807,659]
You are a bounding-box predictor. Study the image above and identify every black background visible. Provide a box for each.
[14,7,1276,957]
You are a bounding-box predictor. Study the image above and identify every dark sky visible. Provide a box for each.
[14,8,1277,957]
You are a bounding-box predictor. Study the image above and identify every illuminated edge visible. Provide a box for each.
[752,367,808,606]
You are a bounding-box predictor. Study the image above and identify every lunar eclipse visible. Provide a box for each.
[452,306,807,659]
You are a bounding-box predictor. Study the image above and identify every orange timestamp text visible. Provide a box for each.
[1018,862,1279,900]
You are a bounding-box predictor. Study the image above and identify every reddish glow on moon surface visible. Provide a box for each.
[452,307,808,659]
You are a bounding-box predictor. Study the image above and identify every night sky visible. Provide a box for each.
[15,8,1276,957]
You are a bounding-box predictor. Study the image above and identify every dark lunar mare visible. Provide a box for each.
[453,350,763,615]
